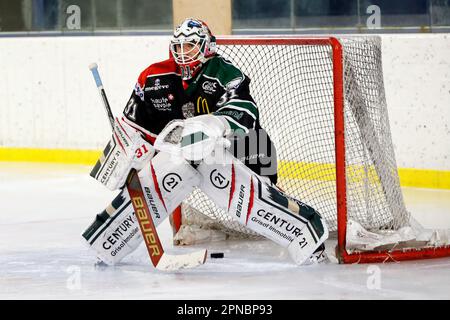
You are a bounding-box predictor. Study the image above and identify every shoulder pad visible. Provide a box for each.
[137,59,180,88]
[204,56,245,90]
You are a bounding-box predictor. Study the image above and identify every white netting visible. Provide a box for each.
[175,37,446,252]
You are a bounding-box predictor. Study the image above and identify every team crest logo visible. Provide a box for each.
[181,102,195,118]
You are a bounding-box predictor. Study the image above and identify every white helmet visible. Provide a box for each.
[170,18,216,80]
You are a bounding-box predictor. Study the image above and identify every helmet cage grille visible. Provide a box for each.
[170,37,207,65]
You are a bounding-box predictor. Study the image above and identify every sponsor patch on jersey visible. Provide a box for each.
[215,109,244,120]
[151,97,172,111]
[145,78,170,92]
[196,96,210,114]
[134,83,145,100]
[202,81,218,94]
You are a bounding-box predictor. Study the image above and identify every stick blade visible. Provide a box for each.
[156,249,208,271]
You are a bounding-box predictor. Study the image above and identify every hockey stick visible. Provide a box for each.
[88,63,207,271]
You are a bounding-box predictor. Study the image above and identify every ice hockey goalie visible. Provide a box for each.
[81,17,329,266]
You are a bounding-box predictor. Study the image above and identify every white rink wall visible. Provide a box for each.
[381,34,450,171]
[0,36,170,151]
[0,34,449,171]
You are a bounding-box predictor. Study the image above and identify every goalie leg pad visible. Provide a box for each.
[82,189,143,265]
[83,151,202,265]
[197,151,329,265]
[137,151,202,224]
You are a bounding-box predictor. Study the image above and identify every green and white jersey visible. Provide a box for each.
[184,55,260,133]
[123,54,278,183]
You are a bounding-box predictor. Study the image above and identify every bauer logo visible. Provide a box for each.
[210,169,229,189]
[114,123,130,148]
[235,185,246,218]
[143,187,160,219]
[132,196,161,257]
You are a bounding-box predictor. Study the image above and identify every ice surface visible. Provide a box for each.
[0,162,449,299]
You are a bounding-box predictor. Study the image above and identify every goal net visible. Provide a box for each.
[172,36,450,263]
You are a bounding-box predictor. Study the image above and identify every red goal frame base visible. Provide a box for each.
[336,246,450,264]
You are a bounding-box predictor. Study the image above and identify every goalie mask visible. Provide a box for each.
[170,18,216,80]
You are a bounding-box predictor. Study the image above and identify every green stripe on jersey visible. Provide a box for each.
[222,100,259,119]
[221,116,249,135]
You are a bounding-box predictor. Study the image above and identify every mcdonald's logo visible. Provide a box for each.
[197,96,210,114]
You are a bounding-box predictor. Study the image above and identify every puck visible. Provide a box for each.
[210,252,224,259]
